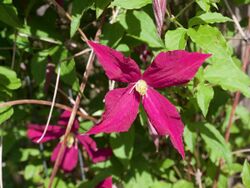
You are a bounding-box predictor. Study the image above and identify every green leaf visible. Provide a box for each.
[0,3,22,28]
[196,83,214,116]
[126,171,155,188]
[173,180,194,188]
[100,22,125,47]
[195,0,219,11]
[241,160,250,188]
[188,25,250,98]
[31,52,47,86]
[196,0,211,12]
[200,123,232,164]
[24,165,36,180]
[184,125,197,153]
[112,0,151,9]
[150,182,171,188]
[164,28,187,50]
[70,0,94,37]
[119,10,164,48]
[0,66,21,90]
[96,0,111,18]
[189,12,232,27]
[0,106,13,125]
[59,59,79,91]
[110,126,135,167]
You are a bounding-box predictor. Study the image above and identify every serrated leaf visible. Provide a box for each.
[0,3,22,28]
[189,12,232,27]
[119,10,164,48]
[164,28,187,50]
[200,123,232,164]
[196,83,214,116]
[112,0,151,9]
[110,126,135,167]
[188,25,250,98]
[241,160,250,188]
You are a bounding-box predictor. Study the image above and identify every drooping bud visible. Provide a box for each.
[153,0,166,36]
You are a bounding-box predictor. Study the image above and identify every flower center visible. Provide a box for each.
[60,133,75,148]
[135,80,148,96]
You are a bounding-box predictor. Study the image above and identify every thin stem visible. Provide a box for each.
[39,143,48,177]
[0,99,96,122]
[48,50,95,188]
[232,148,250,155]
[11,31,17,69]
[37,65,61,143]
[78,150,85,181]
[223,0,249,42]
[175,0,195,19]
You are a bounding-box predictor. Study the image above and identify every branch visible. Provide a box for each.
[223,0,249,42]
[0,99,97,122]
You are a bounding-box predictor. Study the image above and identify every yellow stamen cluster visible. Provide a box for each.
[60,133,75,148]
[135,80,148,96]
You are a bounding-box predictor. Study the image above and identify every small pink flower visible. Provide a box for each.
[96,176,113,188]
[87,41,211,158]
[27,111,112,172]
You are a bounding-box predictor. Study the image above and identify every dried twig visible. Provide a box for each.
[223,0,249,42]
[37,66,61,143]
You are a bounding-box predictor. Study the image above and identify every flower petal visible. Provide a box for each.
[27,124,64,143]
[142,51,211,88]
[142,88,185,158]
[51,143,78,172]
[57,110,79,132]
[89,41,141,83]
[96,176,113,188]
[77,135,112,163]
[87,86,140,134]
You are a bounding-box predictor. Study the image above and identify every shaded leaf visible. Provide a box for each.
[119,10,164,48]
[0,3,22,28]
[110,126,135,167]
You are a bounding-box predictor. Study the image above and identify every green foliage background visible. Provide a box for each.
[0,0,250,187]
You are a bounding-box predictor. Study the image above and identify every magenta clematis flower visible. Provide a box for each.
[96,176,113,188]
[27,111,112,172]
[87,41,211,158]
